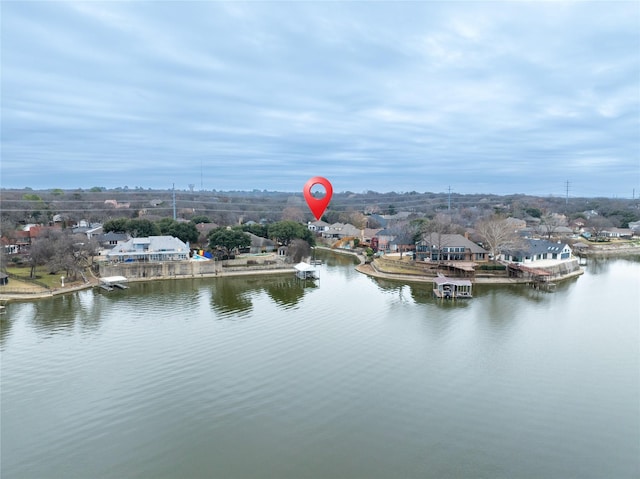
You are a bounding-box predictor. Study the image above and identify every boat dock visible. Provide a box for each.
[294,262,318,280]
[433,274,473,299]
[99,276,129,291]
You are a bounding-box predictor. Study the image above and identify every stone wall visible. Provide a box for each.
[541,258,581,277]
[99,256,291,280]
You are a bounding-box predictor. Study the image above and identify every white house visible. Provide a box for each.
[322,223,361,239]
[501,239,572,264]
[107,236,189,262]
[307,220,330,233]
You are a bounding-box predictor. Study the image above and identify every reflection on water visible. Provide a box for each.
[210,274,317,317]
[1,257,638,479]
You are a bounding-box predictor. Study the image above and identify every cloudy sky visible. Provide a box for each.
[1,1,638,197]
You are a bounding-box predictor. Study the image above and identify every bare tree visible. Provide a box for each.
[537,212,567,239]
[339,210,367,229]
[28,234,55,278]
[281,207,305,223]
[588,216,614,239]
[475,216,523,259]
[287,238,311,263]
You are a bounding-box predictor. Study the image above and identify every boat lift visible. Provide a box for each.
[99,276,129,291]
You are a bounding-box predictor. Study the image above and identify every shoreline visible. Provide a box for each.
[2,244,636,303]
[0,266,296,303]
[355,263,585,284]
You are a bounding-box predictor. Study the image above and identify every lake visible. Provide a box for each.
[1,254,639,479]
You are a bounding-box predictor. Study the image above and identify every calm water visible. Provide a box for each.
[1,254,639,479]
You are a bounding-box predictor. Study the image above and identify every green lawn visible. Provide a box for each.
[5,266,68,288]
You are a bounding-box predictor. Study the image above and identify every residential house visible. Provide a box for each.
[569,218,587,234]
[307,220,330,233]
[628,221,640,233]
[389,233,416,254]
[500,239,572,264]
[601,228,634,239]
[73,223,103,239]
[247,233,276,254]
[107,236,189,262]
[195,222,219,246]
[367,214,388,228]
[362,228,383,246]
[96,232,129,250]
[372,228,398,252]
[323,223,361,240]
[11,225,59,253]
[416,233,489,262]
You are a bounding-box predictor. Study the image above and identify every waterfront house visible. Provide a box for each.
[389,233,416,254]
[416,233,489,262]
[106,236,189,262]
[247,233,276,253]
[322,223,361,240]
[600,228,634,239]
[307,220,330,233]
[73,222,103,239]
[372,228,398,252]
[500,238,572,264]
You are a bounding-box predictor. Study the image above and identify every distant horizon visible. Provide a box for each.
[1,183,637,200]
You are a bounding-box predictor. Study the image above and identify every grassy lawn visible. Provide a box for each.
[5,266,69,288]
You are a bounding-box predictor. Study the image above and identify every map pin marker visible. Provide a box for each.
[303,176,333,220]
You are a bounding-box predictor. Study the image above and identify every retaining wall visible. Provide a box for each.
[99,257,291,280]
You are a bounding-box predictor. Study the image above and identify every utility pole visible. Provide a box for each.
[565,180,570,206]
[172,183,176,220]
[447,186,452,213]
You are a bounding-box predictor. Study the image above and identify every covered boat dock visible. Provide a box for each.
[99,276,129,291]
[433,275,473,299]
[294,262,318,280]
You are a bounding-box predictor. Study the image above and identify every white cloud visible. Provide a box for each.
[1,1,638,196]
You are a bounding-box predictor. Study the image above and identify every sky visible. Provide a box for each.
[1,1,639,197]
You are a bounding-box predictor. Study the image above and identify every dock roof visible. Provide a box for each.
[433,276,472,287]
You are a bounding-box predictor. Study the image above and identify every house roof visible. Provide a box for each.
[375,228,398,238]
[98,232,128,241]
[309,220,330,227]
[390,233,415,246]
[433,276,472,287]
[247,233,275,248]
[420,233,488,254]
[504,238,570,256]
[108,236,188,255]
[294,262,316,272]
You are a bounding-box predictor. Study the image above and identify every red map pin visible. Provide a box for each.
[303,176,333,220]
